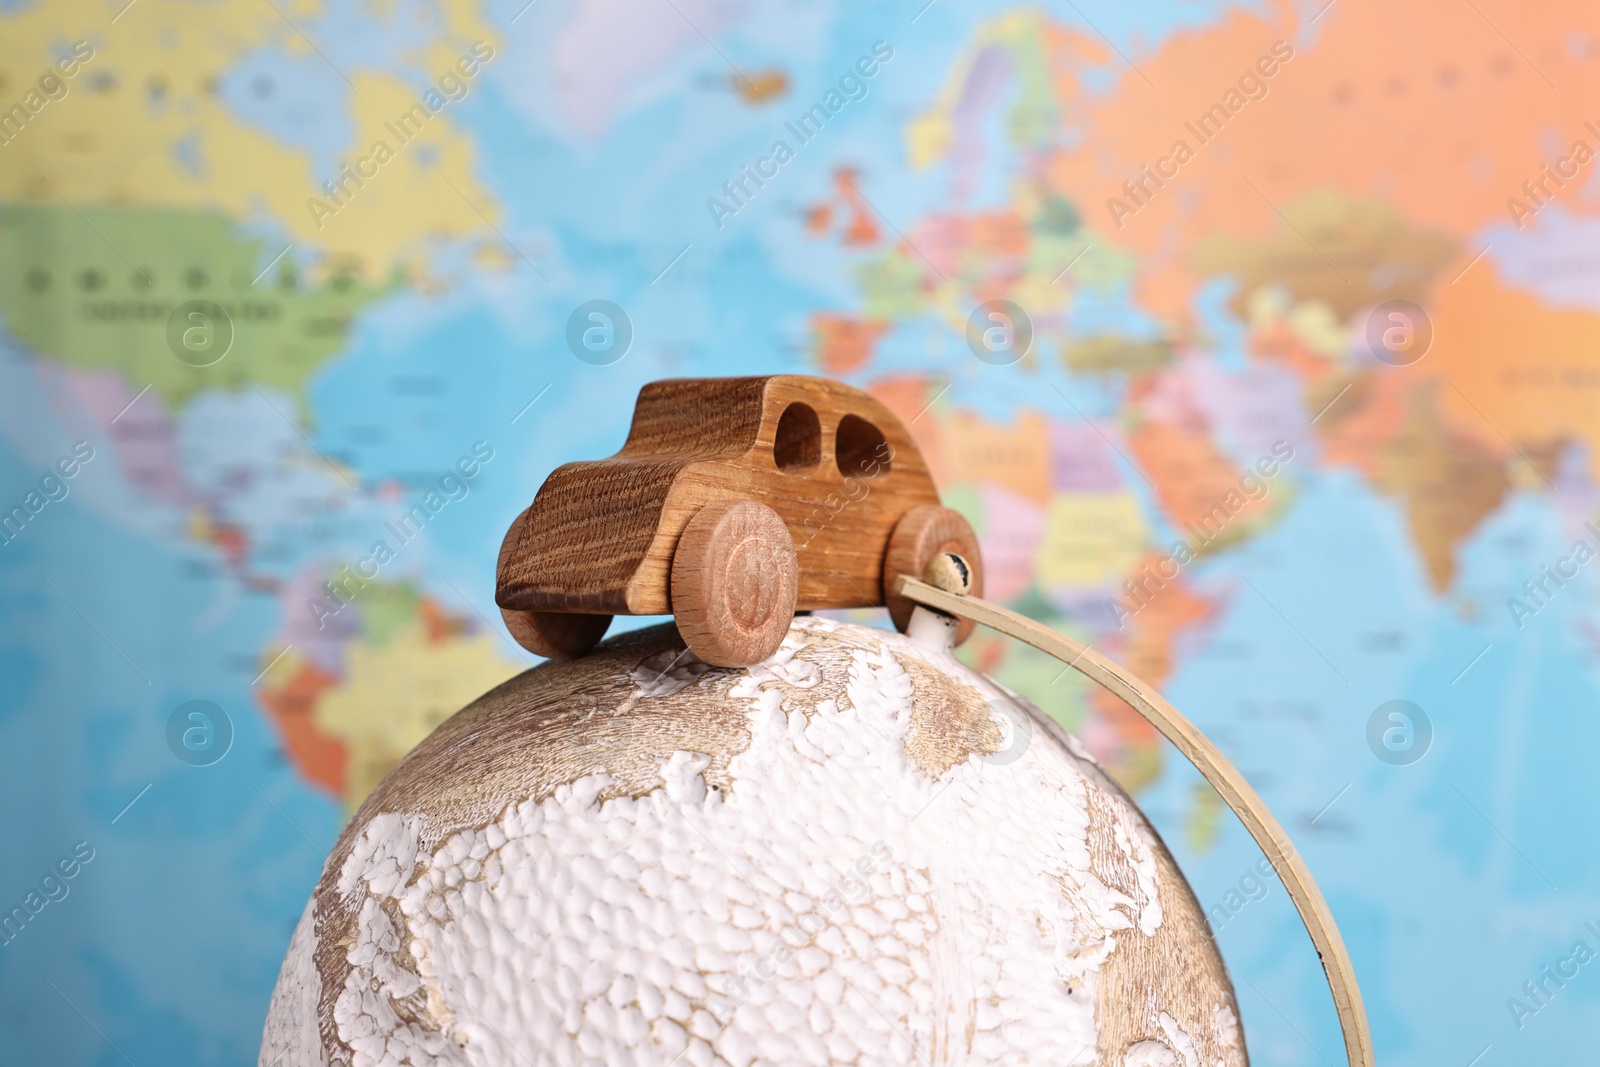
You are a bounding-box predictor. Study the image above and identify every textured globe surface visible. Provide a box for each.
[261,615,1243,1067]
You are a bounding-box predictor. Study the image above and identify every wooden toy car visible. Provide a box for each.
[495,375,984,667]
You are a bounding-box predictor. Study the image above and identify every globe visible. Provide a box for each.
[261,614,1243,1066]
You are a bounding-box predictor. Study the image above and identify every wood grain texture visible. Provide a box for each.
[883,505,983,644]
[502,607,612,660]
[1075,757,1245,1067]
[895,574,1375,1067]
[498,506,612,658]
[669,499,798,667]
[496,376,944,617]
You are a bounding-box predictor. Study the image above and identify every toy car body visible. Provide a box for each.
[495,375,982,665]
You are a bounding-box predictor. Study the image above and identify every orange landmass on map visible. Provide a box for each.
[1375,384,1512,590]
[1096,561,1218,789]
[1250,317,1334,384]
[258,657,346,798]
[210,521,247,569]
[1128,414,1276,546]
[1039,21,1115,107]
[812,314,889,375]
[867,375,945,476]
[733,70,789,105]
[941,410,1052,504]
[421,597,470,642]
[1429,265,1600,478]
[1272,264,1585,587]
[1275,350,1514,592]
[1039,0,1599,318]
[1313,370,1408,482]
[806,167,882,247]
[1189,189,1459,320]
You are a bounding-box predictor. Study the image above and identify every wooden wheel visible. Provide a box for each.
[498,508,611,659]
[501,608,611,660]
[883,505,983,644]
[670,499,798,668]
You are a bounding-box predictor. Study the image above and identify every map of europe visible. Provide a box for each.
[1,0,1598,1063]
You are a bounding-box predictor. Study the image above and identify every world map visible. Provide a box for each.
[1,0,1597,1063]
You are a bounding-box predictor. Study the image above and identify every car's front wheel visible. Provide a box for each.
[670,499,798,667]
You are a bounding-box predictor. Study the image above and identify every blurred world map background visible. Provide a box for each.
[2,0,1598,1062]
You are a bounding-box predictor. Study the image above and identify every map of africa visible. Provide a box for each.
[0,0,1596,1063]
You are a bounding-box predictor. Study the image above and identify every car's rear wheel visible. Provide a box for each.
[671,499,798,667]
[883,505,983,645]
[498,508,611,659]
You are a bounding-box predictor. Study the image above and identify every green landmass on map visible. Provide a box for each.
[0,204,396,414]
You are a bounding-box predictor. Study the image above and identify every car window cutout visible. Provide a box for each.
[774,402,822,473]
[836,414,889,477]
